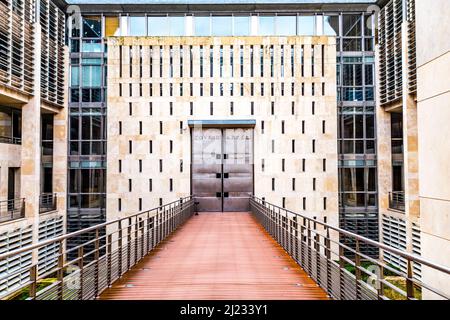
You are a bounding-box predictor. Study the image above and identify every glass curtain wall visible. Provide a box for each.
[68,15,107,253]
[336,13,378,256]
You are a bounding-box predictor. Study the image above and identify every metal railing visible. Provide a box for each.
[39,193,57,214]
[0,196,194,300]
[0,135,22,145]
[250,196,450,300]
[0,198,25,223]
[389,191,405,212]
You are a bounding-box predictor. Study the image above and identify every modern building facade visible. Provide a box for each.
[66,0,379,255]
[0,0,67,294]
[0,0,449,299]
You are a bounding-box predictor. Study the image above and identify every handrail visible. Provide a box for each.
[1,196,195,300]
[39,193,57,214]
[389,191,405,211]
[250,195,450,276]
[0,196,192,261]
[0,198,25,223]
[249,196,450,300]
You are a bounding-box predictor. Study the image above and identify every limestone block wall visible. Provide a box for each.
[415,0,450,299]
[106,36,338,228]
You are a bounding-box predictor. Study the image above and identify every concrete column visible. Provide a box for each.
[401,22,420,253]
[53,47,69,234]
[20,22,42,264]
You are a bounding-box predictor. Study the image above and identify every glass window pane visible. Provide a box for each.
[365,38,374,51]
[70,89,79,103]
[355,115,364,138]
[82,16,102,38]
[355,168,365,191]
[82,58,102,65]
[234,16,250,36]
[129,16,147,36]
[81,116,91,140]
[82,89,90,102]
[70,116,79,141]
[69,170,78,193]
[343,140,354,154]
[148,16,169,36]
[343,38,362,51]
[364,14,374,36]
[343,64,363,86]
[91,116,102,140]
[366,114,375,139]
[259,16,275,35]
[82,66,102,87]
[298,16,315,35]
[365,64,374,85]
[342,114,354,139]
[91,89,102,102]
[71,66,79,87]
[81,40,102,53]
[342,15,362,37]
[169,16,185,36]
[105,16,120,37]
[343,87,364,101]
[276,16,296,36]
[342,168,355,192]
[195,16,210,36]
[212,16,232,36]
[365,87,374,101]
[366,140,375,154]
[323,15,339,36]
[70,39,80,53]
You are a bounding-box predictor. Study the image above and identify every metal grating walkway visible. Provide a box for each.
[100,212,328,300]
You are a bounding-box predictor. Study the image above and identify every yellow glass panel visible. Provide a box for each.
[105,16,120,37]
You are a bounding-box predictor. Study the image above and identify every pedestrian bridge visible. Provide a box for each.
[1,197,449,300]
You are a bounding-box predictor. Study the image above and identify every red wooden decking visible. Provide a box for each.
[100,212,328,300]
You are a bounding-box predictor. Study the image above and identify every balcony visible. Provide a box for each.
[0,198,25,223]
[389,191,405,212]
[39,193,57,214]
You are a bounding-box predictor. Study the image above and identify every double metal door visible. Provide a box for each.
[191,128,253,212]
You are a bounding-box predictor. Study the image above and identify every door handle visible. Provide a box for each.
[223,173,229,179]
[216,173,221,179]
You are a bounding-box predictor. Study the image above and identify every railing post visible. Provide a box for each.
[78,246,84,299]
[57,240,64,300]
[127,218,132,270]
[118,220,123,277]
[313,217,320,284]
[107,234,112,287]
[406,259,415,299]
[146,212,151,253]
[325,220,332,296]
[300,218,305,268]
[29,265,37,300]
[339,243,345,300]
[134,216,139,263]
[355,239,362,300]
[140,217,144,260]
[378,265,385,300]
[307,219,312,275]
[94,228,100,298]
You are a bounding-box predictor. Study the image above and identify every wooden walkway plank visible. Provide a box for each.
[99,212,329,300]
